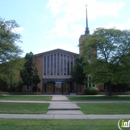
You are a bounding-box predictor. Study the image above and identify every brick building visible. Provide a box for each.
[23,6,104,94]
[31,49,78,94]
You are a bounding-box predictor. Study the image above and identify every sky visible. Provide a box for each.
[0,0,130,56]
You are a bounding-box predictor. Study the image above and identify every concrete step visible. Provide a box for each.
[52,95,69,101]
[47,110,84,115]
[48,103,81,110]
[48,108,80,110]
[70,93,76,95]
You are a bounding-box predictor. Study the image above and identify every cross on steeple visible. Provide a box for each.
[85,4,90,35]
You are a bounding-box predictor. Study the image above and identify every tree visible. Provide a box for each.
[71,56,86,91]
[0,17,23,89]
[33,68,41,87]
[80,28,130,96]
[20,52,41,92]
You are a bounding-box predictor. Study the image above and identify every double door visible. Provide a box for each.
[45,82,70,93]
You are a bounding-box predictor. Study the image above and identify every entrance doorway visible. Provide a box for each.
[63,83,70,93]
[55,82,62,93]
[44,80,72,94]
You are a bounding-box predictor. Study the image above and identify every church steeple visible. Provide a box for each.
[79,5,90,54]
[85,5,89,35]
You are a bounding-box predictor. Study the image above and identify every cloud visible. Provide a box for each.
[107,17,130,30]
[89,0,124,20]
[46,0,125,39]
[11,27,24,33]
[44,35,55,40]
[92,17,130,32]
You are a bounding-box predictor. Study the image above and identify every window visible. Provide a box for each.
[44,56,46,75]
[54,54,56,75]
[61,54,63,75]
[64,55,66,75]
[47,56,49,75]
[67,56,69,75]
[57,53,59,75]
[87,76,95,88]
[71,57,73,66]
[51,55,53,75]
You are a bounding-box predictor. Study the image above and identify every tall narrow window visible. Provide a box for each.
[57,53,59,75]
[64,55,66,75]
[44,56,46,75]
[67,56,69,75]
[51,55,53,75]
[61,54,63,75]
[71,57,73,66]
[47,56,49,75]
[54,54,56,75]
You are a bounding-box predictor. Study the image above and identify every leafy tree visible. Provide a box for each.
[33,68,41,86]
[80,28,130,95]
[20,52,41,92]
[0,17,23,89]
[71,56,86,91]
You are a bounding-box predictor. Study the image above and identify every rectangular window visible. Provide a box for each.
[71,57,73,66]
[67,56,69,75]
[57,53,59,75]
[64,55,66,75]
[54,54,56,75]
[61,54,63,75]
[44,56,46,75]
[47,56,49,75]
[51,55,53,75]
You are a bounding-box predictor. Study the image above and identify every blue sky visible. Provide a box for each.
[0,0,130,56]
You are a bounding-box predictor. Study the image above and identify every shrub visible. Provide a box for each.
[127,85,130,91]
[10,81,23,92]
[85,87,99,95]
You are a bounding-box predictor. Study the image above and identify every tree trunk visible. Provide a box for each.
[8,74,10,88]
[107,82,112,96]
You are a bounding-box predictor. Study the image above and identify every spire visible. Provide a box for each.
[85,5,90,35]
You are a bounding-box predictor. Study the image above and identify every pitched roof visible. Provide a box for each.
[35,48,79,56]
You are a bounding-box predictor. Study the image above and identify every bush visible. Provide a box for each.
[127,85,130,91]
[85,87,99,95]
[10,81,23,92]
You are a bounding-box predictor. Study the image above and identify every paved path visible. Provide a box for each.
[51,95,69,101]
[47,95,84,115]
[0,95,130,119]
[0,114,130,119]
[0,100,130,103]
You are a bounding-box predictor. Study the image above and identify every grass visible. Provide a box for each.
[0,102,49,114]
[78,103,130,114]
[0,119,119,130]
[0,95,52,100]
[67,95,130,100]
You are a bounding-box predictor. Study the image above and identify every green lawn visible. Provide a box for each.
[78,103,130,114]
[0,119,119,130]
[67,95,130,100]
[0,95,52,100]
[0,102,49,114]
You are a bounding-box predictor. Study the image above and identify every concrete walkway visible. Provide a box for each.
[47,95,84,115]
[0,114,130,119]
[0,95,130,119]
[0,100,130,103]
[51,95,69,101]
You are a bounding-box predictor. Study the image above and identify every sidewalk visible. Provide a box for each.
[47,95,84,115]
[0,114,130,119]
[0,100,130,103]
[0,95,130,119]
